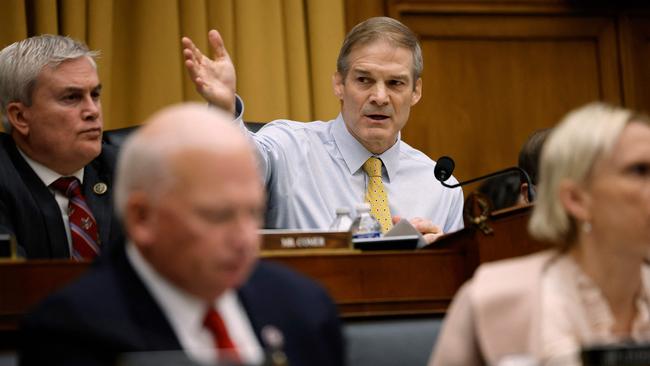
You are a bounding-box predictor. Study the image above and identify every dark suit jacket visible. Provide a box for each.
[0,133,123,258]
[19,245,345,366]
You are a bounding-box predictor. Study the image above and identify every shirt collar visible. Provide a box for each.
[126,242,212,334]
[127,243,262,364]
[17,146,84,186]
[332,113,401,181]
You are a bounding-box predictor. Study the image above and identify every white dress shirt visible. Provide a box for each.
[235,99,465,233]
[126,243,264,365]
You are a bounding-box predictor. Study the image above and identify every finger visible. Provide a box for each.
[391,215,402,224]
[182,48,196,63]
[422,232,444,245]
[183,36,206,64]
[208,29,228,59]
[181,36,194,50]
[421,224,442,235]
[411,218,442,235]
[409,217,427,231]
[192,43,205,64]
[184,59,200,80]
[181,37,199,62]
[410,217,425,226]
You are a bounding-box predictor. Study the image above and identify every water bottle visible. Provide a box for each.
[329,207,354,231]
[350,203,381,239]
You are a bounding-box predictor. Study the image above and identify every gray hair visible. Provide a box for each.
[528,102,649,248]
[337,17,423,84]
[0,34,99,132]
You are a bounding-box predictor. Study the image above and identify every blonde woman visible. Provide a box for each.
[430,102,650,365]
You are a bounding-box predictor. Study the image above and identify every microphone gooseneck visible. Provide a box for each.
[434,156,536,202]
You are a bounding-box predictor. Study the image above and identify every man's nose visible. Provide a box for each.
[81,95,100,121]
[369,83,389,105]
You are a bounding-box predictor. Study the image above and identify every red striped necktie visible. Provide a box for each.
[50,177,100,260]
[203,308,241,363]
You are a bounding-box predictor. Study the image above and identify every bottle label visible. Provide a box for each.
[352,231,381,239]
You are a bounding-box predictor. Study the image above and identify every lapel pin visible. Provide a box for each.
[93,182,108,195]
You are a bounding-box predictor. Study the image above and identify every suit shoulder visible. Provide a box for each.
[245,261,332,302]
[0,134,18,175]
[97,142,119,168]
[82,143,118,184]
[24,264,122,327]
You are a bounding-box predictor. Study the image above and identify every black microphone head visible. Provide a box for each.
[434,156,455,182]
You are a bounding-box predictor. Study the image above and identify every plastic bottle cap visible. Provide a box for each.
[335,207,350,214]
[355,202,371,211]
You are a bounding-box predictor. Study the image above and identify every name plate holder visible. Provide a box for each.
[260,229,352,251]
[0,233,20,261]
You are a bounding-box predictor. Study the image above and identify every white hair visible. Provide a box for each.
[113,128,175,221]
[113,103,253,221]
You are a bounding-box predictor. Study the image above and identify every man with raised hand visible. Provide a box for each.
[182,17,464,244]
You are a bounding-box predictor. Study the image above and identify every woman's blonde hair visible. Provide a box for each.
[528,102,648,248]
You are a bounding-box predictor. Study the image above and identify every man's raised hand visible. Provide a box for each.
[182,30,237,114]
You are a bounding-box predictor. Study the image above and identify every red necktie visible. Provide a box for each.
[203,308,240,363]
[50,177,100,260]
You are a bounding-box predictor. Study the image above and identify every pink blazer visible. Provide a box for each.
[430,250,558,366]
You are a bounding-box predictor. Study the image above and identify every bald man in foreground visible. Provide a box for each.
[19,104,345,366]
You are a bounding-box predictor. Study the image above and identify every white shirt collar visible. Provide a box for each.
[126,243,264,365]
[126,242,207,333]
[332,114,401,181]
[17,146,84,186]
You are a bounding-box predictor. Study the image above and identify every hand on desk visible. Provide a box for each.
[182,30,237,114]
[392,216,443,244]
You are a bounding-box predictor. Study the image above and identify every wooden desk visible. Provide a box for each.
[265,248,469,318]
[0,261,88,332]
[0,204,546,341]
[263,204,547,318]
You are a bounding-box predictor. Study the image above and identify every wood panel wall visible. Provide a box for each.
[345,0,650,187]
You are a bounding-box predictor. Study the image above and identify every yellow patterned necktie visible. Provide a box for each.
[363,157,393,233]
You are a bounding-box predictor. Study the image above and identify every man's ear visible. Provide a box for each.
[332,72,344,100]
[6,102,30,136]
[124,192,156,249]
[558,179,591,222]
[520,182,530,204]
[411,78,422,106]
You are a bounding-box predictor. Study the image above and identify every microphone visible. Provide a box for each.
[434,156,536,202]
[434,156,455,182]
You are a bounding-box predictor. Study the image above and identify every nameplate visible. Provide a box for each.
[260,230,351,250]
